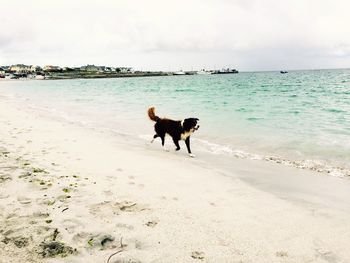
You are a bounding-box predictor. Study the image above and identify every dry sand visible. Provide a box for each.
[1,96,350,263]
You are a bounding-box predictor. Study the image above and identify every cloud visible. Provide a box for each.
[0,0,349,70]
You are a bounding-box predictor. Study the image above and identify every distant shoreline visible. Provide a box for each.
[45,71,172,80]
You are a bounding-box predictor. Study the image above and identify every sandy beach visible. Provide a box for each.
[1,95,350,263]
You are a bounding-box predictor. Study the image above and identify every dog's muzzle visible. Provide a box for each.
[194,125,200,131]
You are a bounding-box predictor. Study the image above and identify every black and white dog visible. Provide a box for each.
[148,107,199,157]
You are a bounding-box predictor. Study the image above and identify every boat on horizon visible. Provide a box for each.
[173,70,186,75]
[196,69,212,75]
[280,71,288,74]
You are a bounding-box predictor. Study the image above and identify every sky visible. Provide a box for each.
[0,0,349,71]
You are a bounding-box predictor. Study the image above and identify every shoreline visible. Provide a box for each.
[1,94,350,262]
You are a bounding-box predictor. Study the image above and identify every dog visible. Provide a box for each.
[148,107,199,157]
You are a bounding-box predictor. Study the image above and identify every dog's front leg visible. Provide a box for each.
[185,137,195,157]
[173,138,181,151]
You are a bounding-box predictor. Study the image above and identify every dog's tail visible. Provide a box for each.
[148,107,160,122]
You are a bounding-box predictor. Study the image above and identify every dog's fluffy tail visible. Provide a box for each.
[148,107,160,122]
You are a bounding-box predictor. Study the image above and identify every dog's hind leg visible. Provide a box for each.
[160,135,169,151]
[151,134,158,143]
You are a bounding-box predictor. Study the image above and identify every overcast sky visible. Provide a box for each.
[1,0,349,71]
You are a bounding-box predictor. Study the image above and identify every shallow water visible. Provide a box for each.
[1,69,350,176]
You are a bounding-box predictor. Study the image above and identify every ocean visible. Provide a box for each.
[1,69,350,177]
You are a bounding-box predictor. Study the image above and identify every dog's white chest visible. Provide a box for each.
[181,131,193,140]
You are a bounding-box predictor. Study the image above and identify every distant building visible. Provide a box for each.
[80,65,99,72]
[10,64,31,73]
[43,65,62,72]
[62,67,75,72]
[116,67,133,73]
[30,65,42,72]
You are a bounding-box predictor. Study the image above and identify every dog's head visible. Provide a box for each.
[182,118,200,133]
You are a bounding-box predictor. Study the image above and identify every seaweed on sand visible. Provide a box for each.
[38,241,77,258]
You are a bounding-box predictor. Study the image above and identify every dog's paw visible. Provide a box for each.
[163,146,169,152]
[189,153,196,158]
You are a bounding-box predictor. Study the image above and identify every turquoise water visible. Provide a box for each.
[1,69,350,176]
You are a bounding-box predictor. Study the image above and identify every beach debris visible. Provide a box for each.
[57,194,71,202]
[52,229,59,241]
[101,235,115,247]
[0,149,10,156]
[145,220,158,227]
[62,187,71,193]
[191,251,205,260]
[38,241,76,258]
[86,234,115,249]
[45,200,55,206]
[0,174,11,183]
[2,236,29,248]
[32,167,48,173]
[18,171,32,178]
[33,212,50,218]
[88,237,94,247]
[13,236,30,248]
[106,237,125,263]
[119,202,137,211]
[276,251,288,257]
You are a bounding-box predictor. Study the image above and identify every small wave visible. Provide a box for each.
[174,88,196,92]
[193,138,350,178]
[247,117,263,121]
[288,110,300,115]
[235,107,252,113]
[323,108,345,113]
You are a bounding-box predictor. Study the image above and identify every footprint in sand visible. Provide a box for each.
[145,220,158,228]
[0,193,10,199]
[103,190,114,196]
[191,251,205,260]
[89,201,149,217]
[314,248,338,262]
[17,196,32,205]
[62,218,84,233]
